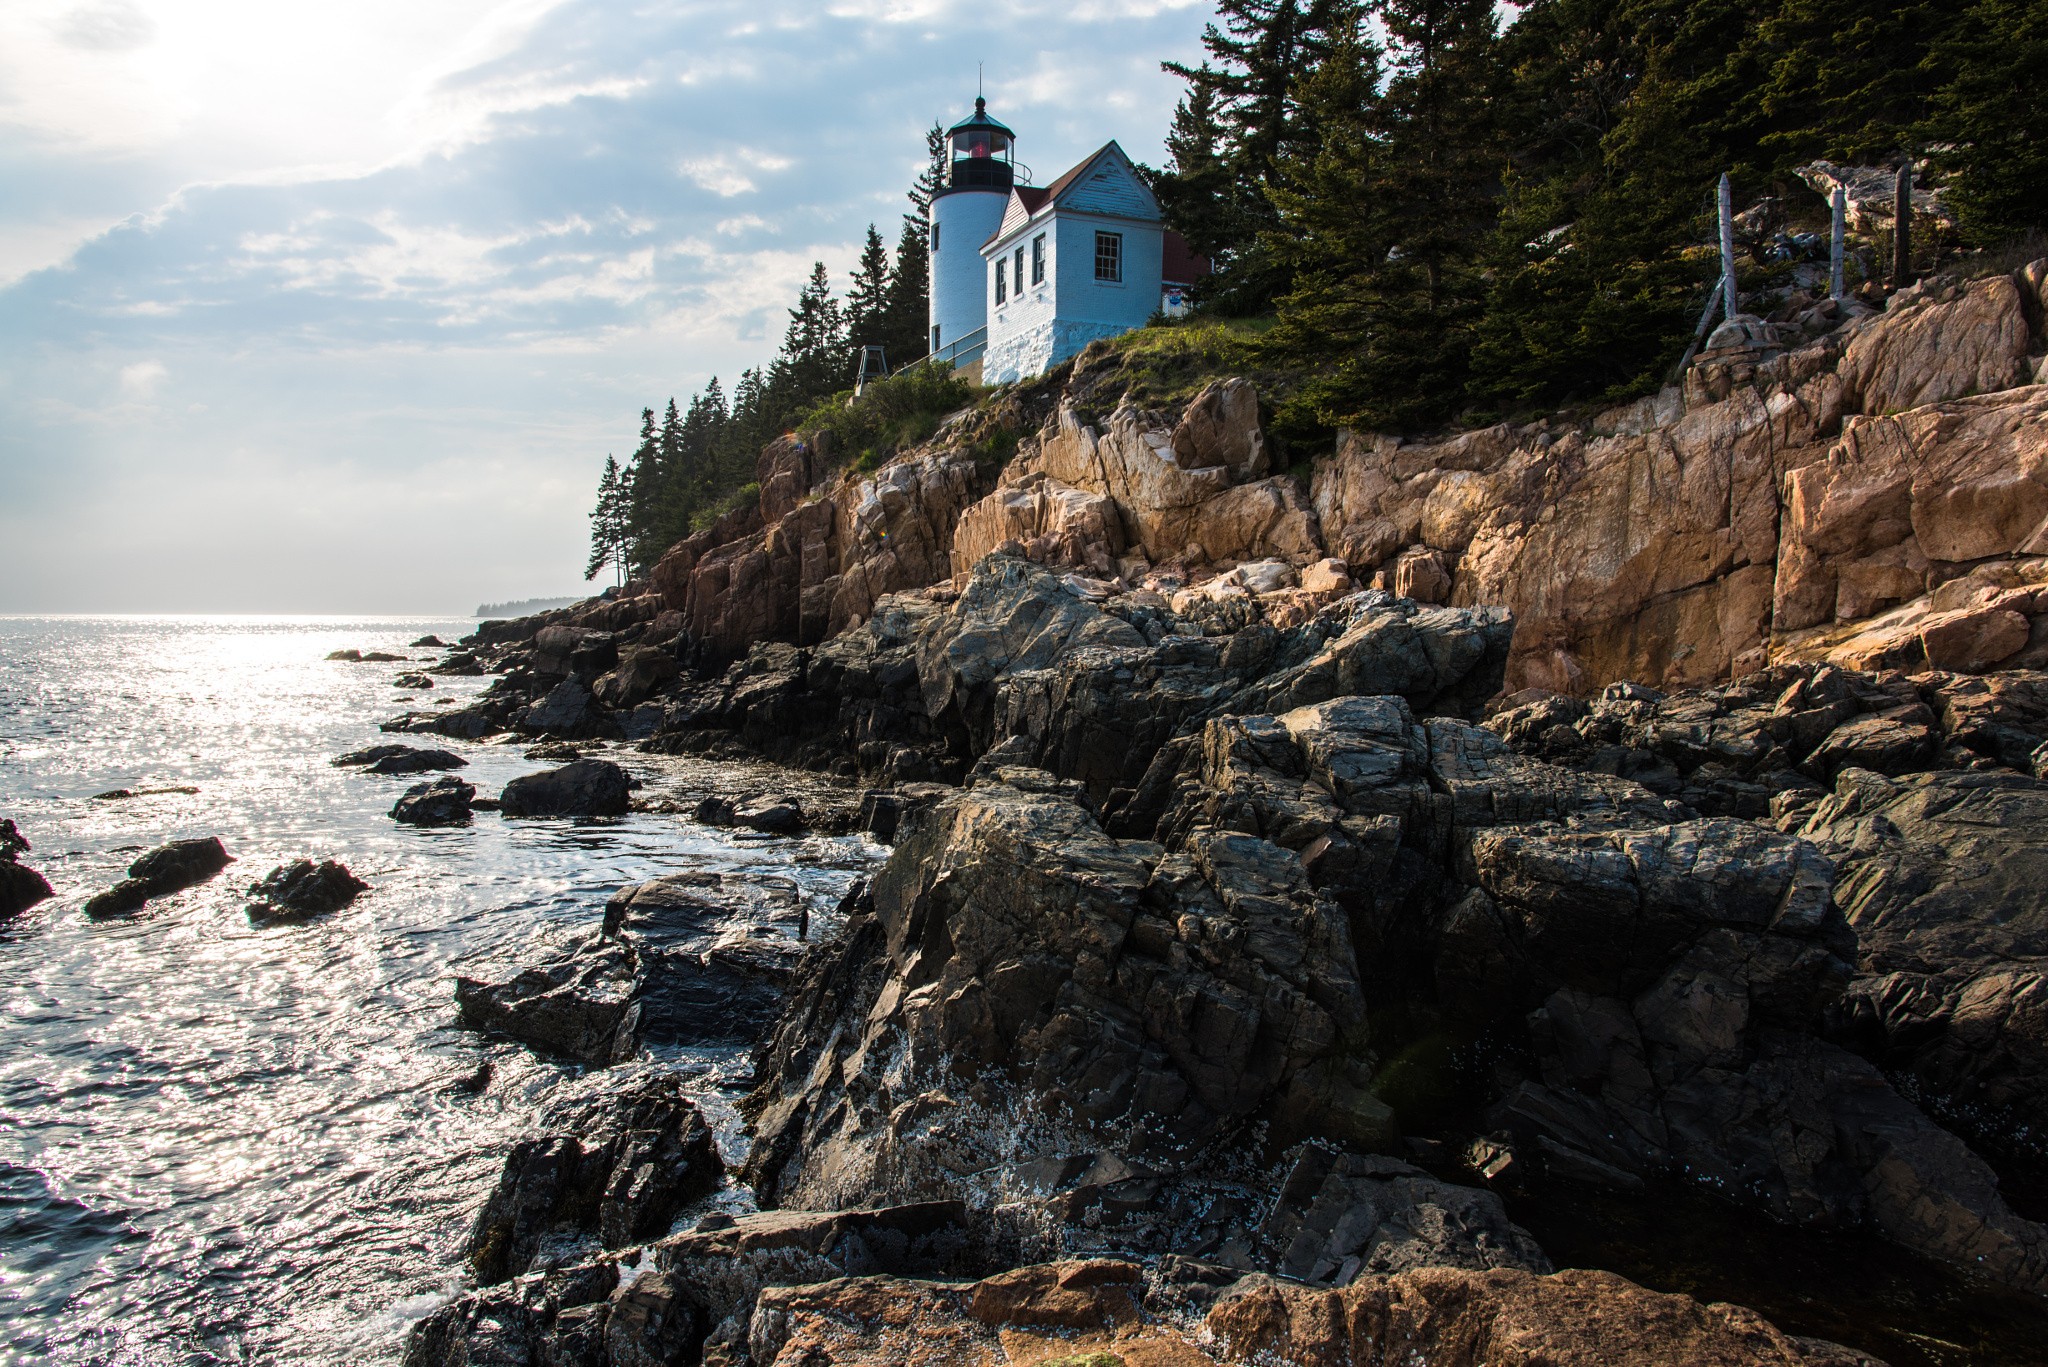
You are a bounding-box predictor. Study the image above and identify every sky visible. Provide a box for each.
[0,0,1210,613]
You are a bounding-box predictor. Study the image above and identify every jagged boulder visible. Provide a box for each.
[83,837,234,918]
[454,936,639,1065]
[464,1074,721,1285]
[246,859,367,925]
[0,819,54,920]
[500,759,633,818]
[391,776,475,826]
[520,678,621,741]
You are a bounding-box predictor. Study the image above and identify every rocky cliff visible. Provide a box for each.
[503,258,2047,705]
[404,259,2048,1367]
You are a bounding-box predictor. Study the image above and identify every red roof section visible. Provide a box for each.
[1162,230,1210,285]
[1013,186,1051,214]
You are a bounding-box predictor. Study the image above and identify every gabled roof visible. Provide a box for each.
[981,142,1160,251]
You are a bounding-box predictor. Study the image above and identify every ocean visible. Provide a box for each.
[0,616,879,1365]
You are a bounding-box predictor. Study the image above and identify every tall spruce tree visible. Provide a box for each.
[766,262,848,423]
[584,454,628,585]
[1262,13,1390,431]
[622,406,661,568]
[845,225,892,349]
[1924,0,2048,244]
[1159,0,1354,310]
[879,217,930,367]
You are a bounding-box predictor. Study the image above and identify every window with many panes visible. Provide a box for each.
[1014,247,1026,297]
[994,256,1006,305]
[1094,231,1121,282]
[1031,234,1046,285]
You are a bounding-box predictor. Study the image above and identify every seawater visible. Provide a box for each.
[0,616,880,1366]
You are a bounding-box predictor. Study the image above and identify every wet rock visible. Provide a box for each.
[692,795,736,825]
[593,645,679,710]
[333,743,468,774]
[520,678,621,741]
[83,837,234,918]
[326,648,362,661]
[391,776,475,826]
[464,1073,721,1284]
[428,650,485,677]
[246,859,368,925]
[412,634,450,648]
[361,651,407,662]
[454,935,639,1065]
[0,819,54,920]
[1805,768,2048,1151]
[603,872,810,1047]
[393,672,436,690]
[500,760,632,818]
[90,786,200,800]
[733,797,803,834]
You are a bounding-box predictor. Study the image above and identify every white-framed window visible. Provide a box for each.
[994,257,1006,305]
[931,221,939,251]
[1031,234,1046,285]
[932,324,941,351]
[1094,231,1122,282]
[1014,246,1026,296]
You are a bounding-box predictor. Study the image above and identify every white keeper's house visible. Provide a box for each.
[926,97,1206,385]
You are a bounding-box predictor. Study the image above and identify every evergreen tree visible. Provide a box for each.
[1262,15,1391,428]
[845,225,892,346]
[879,217,930,367]
[766,262,848,421]
[584,454,628,585]
[1158,0,1356,310]
[621,406,661,566]
[906,121,947,250]
[1923,0,2048,244]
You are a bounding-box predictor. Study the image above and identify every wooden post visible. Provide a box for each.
[1893,159,1913,288]
[1718,173,1740,321]
[1830,185,1847,299]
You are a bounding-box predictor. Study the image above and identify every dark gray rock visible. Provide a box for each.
[412,635,450,648]
[392,776,475,826]
[334,743,468,774]
[0,819,54,920]
[246,859,368,925]
[464,1073,721,1285]
[732,797,802,834]
[521,679,621,741]
[394,673,436,690]
[455,936,639,1065]
[500,760,632,818]
[83,837,234,918]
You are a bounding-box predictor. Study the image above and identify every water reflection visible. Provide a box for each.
[0,616,880,1364]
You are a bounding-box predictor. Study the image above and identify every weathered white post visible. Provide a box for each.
[1892,159,1913,288]
[1718,173,1739,321]
[1830,185,1847,299]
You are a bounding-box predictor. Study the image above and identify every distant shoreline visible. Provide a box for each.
[474,596,584,618]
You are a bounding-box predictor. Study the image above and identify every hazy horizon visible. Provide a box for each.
[0,0,1207,614]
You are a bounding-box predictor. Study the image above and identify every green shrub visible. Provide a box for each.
[794,363,979,471]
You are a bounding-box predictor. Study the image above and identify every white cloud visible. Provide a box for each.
[118,358,167,396]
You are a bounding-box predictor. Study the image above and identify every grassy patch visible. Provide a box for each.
[794,364,980,471]
[1078,316,1292,410]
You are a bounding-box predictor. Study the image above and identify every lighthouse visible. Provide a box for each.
[927,97,1016,370]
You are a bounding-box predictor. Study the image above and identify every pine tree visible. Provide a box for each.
[1262,14,1392,429]
[1158,0,1356,310]
[845,225,892,347]
[906,121,947,250]
[1923,0,2048,244]
[766,262,848,422]
[621,406,661,567]
[879,217,930,366]
[584,454,627,585]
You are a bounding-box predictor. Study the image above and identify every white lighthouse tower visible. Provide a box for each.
[927,97,1017,371]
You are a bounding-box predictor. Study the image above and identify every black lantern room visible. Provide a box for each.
[942,97,1017,193]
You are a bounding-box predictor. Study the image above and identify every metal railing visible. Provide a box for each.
[926,326,986,372]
